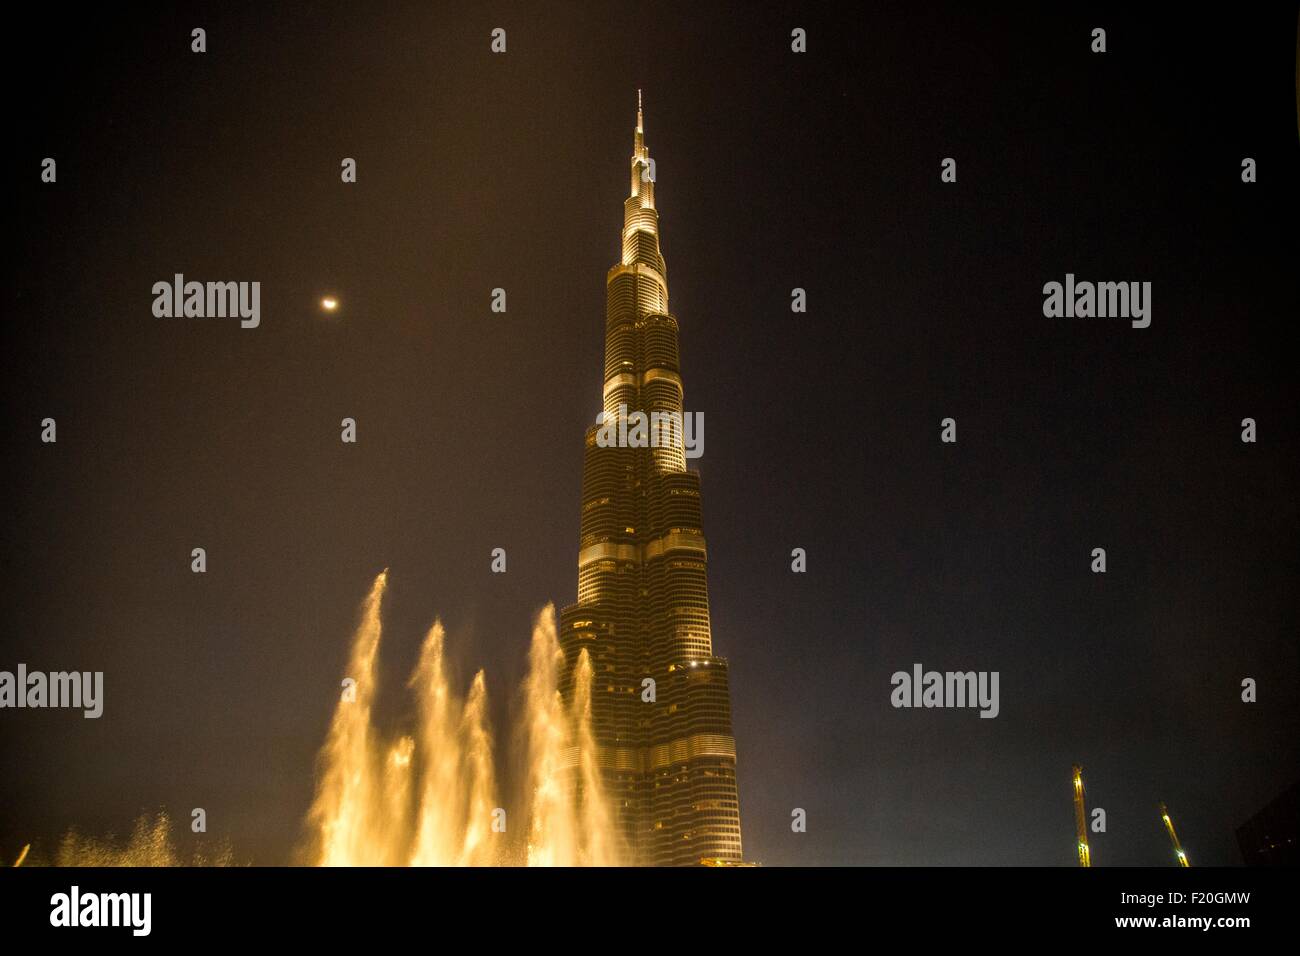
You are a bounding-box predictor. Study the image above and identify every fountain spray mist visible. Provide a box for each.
[304,572,622,866]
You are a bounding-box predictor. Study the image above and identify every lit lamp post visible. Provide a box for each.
[1158,801,1190,867]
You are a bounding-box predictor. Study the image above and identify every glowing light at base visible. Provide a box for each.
[320,296,338,312]
[303,571,623,866]
[19,812,235,867]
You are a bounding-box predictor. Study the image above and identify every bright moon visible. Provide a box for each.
[321,296,338,312]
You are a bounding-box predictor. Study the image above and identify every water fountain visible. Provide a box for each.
[304,571,623,866]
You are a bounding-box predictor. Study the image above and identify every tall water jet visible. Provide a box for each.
[307,569,388,866]
[571,648,620,866]
[522,604,578,865]
[457,671,498,866]
[408,621,466,866]
[521,605,622,866]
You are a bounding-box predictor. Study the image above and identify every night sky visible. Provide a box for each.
[3,3,1297,866]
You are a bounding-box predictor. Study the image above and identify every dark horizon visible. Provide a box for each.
[3,3,1298,866]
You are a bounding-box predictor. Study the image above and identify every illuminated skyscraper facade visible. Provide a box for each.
[558,95,744,866]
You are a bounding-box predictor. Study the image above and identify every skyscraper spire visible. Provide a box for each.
[633,89,647,163]
[630,90,653,209]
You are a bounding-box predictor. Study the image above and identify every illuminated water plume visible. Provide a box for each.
[304,571,622,866]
